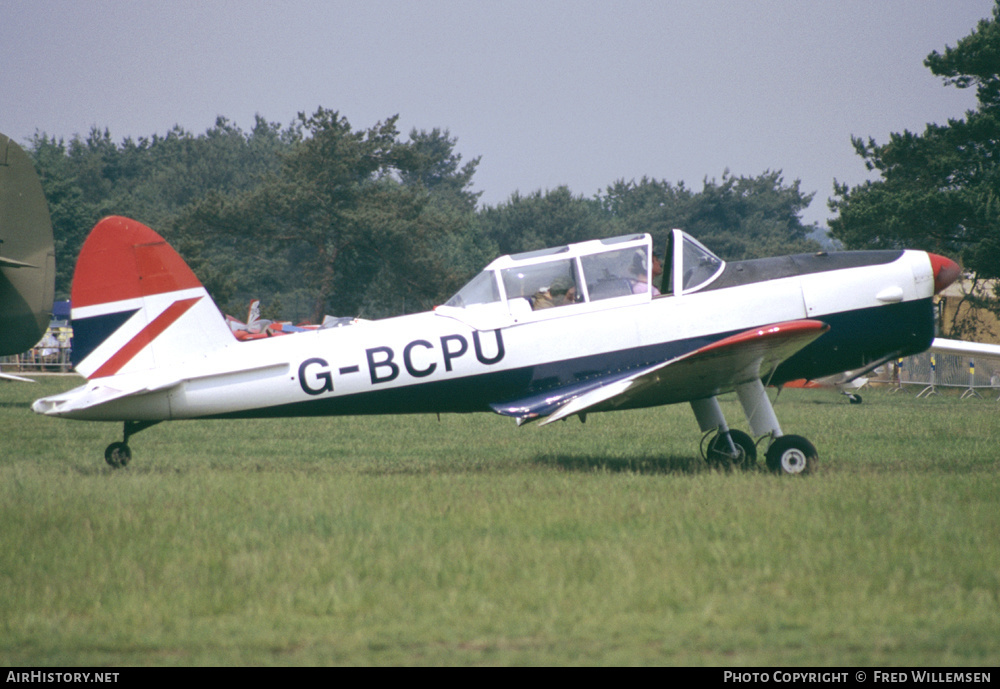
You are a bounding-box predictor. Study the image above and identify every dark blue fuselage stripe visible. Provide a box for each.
[775,297,934,384]
[204,298,935,420]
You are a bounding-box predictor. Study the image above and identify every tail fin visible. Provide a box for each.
[70,216,233,379]
[0,132,56,355]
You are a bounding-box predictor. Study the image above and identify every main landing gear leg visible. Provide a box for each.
[691,397,757,470]
[104,421,160,468]
[736,378,817,475]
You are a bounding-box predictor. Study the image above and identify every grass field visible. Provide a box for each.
[2,376,998,666]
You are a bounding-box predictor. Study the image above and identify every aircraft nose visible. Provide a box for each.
[929,253,961,294]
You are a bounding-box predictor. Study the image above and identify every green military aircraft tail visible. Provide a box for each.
[0,132,55,356]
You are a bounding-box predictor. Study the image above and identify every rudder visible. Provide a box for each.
[71,216,233,379]
[0,132,56,355]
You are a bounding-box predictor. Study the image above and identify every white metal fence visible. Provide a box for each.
[0,342,74,374]
[868,350,1000,398]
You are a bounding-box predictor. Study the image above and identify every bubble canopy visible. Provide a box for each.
[441,230,724,317]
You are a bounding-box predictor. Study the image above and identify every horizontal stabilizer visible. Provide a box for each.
[33,361,289,418]
[0,371,36,383]
[31,380,163,417]
[0,256,39,269]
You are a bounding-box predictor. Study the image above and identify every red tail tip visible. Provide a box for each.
[72,216,203,308]
[928,253,961,294]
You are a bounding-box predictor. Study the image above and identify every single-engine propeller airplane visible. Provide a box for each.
[33,215,961,474]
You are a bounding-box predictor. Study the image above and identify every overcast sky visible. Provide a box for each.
[2,0,995,229]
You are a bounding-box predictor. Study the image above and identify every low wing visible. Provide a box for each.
[785,374,868,391]
[930,338,1000,359]
[492,320,829,425]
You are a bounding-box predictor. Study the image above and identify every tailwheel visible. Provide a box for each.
[103,420,159,467]
[104,441,132,469]
[765,435,817,475]
[705,429,758,470]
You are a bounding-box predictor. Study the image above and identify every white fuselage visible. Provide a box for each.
[36,248,938,423]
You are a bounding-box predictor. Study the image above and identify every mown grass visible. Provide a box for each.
[1,377,998,666]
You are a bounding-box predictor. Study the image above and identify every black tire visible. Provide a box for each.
[765,435,817,475]
[104,442,132,468]
[848,394,863,404]
[706,429,757,470]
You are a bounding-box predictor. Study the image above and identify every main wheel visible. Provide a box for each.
[765,435,817,475]
[104,442,132,468]
[706,429,757,470]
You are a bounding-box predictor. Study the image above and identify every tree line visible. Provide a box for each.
[28,112,818,322]
[26,1,1000,334]
[829,0,1000,338]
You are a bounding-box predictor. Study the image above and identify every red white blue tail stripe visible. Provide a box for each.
[69,216,233,379]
